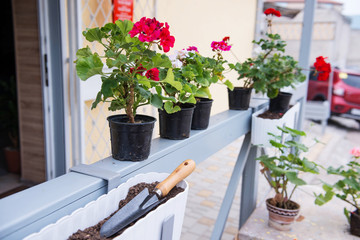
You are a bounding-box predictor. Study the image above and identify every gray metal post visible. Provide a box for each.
[211,133,252,240]
[297,0,317,130]
[239,145,259,228]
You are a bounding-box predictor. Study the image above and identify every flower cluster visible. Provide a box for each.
[187,46,198,52]
[129,65,159,81]
[351,147,360,158]
[129,17,175,52]
[211,37,232,52]
[264,8,281,17]
[314,56,331,81]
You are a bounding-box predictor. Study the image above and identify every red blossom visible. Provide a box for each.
[222,36,230,43]
[145,68,160,81]
[129,65,146,75]
[264,8,281,17]
[129,17,175,53]
[211,40,231,52]
[314,56,331,81]
[187,46,199,52]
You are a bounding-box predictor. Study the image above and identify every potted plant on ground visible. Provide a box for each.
[0,76,20,174]
[75,17,176,161]
[314,147,360,237]
[257,126,319,231]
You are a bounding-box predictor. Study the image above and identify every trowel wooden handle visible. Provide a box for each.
[155,159,196,197]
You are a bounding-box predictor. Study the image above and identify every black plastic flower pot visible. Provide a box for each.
[158,104,195,140]
[191,98,213,130]
[350,210,360,237]
[228,87,252,110]
[269,92,292,113]
[107,114,156,161]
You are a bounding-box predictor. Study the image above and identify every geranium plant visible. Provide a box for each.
[258,126,319,209]
[230,8,305,98]
[210,37,234,90]
[75,17,179,123]
[313,56,332,81]
[315,147,360,222]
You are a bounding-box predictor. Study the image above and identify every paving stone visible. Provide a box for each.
[196,189,213,198]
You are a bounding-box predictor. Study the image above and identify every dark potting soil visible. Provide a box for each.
[257,105,293,119]
[68,182,184,240]
[268,198,300,210]
[257,110,284,119]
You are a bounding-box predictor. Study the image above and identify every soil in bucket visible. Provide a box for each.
[68,182,184,240]
[191,98,213,130]
[228,87,252,110]
[269,92,292,113]
[107,114,156,161]
[158,104,195,140]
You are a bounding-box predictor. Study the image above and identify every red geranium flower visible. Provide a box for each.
[145,68,160,81]
[129,17,175,53]
[314,56,331,81]
[129,65,146,75]
[264,8,281,17]
[223,36,230,43]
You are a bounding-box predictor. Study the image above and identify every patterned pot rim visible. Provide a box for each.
[266,198,300,217]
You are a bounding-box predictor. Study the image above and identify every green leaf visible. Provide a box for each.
[162,69,182,91]
[76,47,93,58]
[91,92,102,109]
[150,94,163,109]
[101,76,118,98]
[195,87,212,99]
[285,171,306,185]
[223,80,234,90]
[164,101,181,114]
[83,28,106,42]
[344,208,351,223]
[115,20,134,34]
[152,54,172,68]
[137,75,151,88]
[75,52,104,80]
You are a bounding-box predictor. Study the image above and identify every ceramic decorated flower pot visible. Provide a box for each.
[191,98,213,130]
[107,114,156,161]
[158,104,195,140]
[350,210,360,237]
[228,87,252,110]
[269,92,292,113]
[265,198,300,231]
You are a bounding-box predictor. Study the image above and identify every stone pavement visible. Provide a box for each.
[180,117,360,240]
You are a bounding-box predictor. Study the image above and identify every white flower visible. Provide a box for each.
[253,46,265,56]
[172,59,183,68]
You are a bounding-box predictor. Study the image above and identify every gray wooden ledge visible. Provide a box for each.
[0,99,268,240]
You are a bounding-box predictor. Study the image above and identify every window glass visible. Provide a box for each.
[341,74,360,89]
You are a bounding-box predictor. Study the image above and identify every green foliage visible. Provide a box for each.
[257,126,319,208]
[158,49,228,113]
[229,33,306,98]
[314,157,360,221]
[74,20,177,122]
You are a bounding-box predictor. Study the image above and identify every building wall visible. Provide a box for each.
[157,0,257,115]
[347,30,360,71]
[269,7,351,69]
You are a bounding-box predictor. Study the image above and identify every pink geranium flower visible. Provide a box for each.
[350,147,360,158]
[187,46,198,52]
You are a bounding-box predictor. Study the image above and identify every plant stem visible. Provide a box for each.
[125,83,135,123]
[288,185,297,202]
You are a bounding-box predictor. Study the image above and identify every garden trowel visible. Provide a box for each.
[100,159,196,238]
